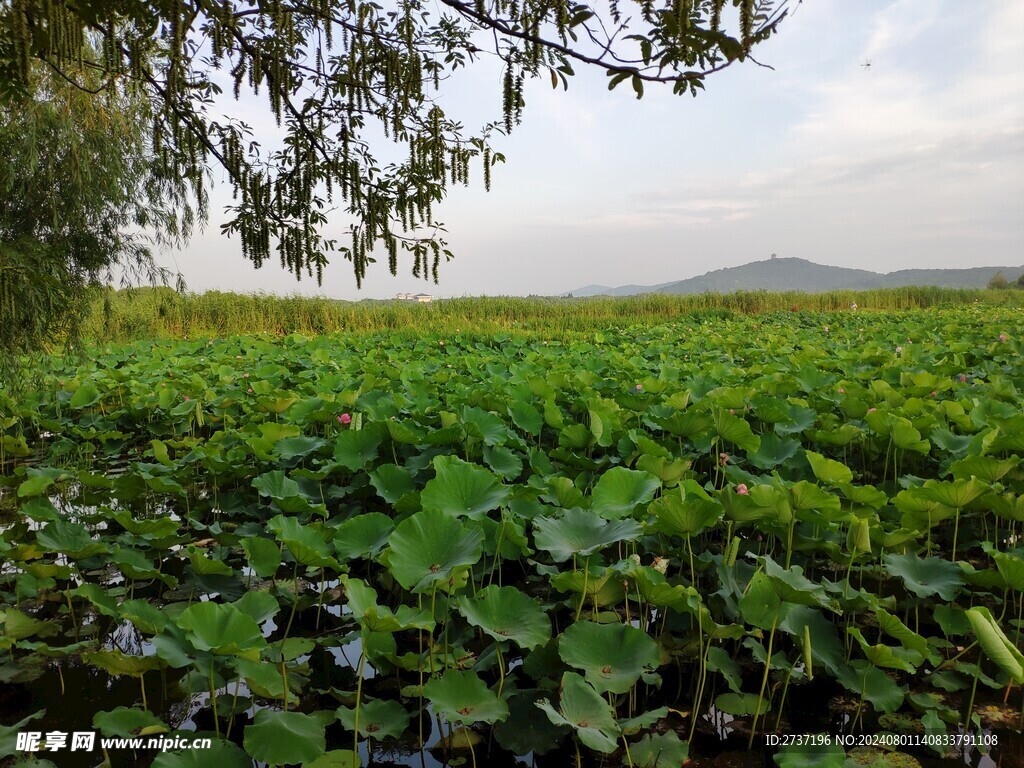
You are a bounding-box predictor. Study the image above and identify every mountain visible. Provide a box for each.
[566,258,1024,296]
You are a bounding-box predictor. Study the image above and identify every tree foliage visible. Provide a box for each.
[0,55,194,358]
[0,0,789,287]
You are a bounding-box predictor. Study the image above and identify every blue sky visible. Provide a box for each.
[161,1,1024,298]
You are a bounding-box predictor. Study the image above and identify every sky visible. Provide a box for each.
[157,0,1024,299]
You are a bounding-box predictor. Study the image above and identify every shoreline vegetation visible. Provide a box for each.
[81,286,1024,343]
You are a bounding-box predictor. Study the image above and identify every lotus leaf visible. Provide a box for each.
[420,455,510,519]
[536,672,620,753]
[424,669,509,725]
[455,584,551,650]
[883,554,964,600]
[384,508,483,593]
[630,731,689,768]
[176,602,266,660]
[336,698,409,740]
[533,507,643,562]
[243,710,328,765]
[558,621,659,694]
[591,467,661,519]
[150,738,252,768]
[93,707,168,738]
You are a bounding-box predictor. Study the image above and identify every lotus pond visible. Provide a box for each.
[1,306,1023,768]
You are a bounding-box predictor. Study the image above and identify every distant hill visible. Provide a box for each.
[567,258,1024,296]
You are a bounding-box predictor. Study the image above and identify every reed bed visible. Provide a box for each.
[80,285,1024,341]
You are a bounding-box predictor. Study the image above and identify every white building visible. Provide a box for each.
[396,292,432,303]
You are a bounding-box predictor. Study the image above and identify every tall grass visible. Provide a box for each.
[81,286,1024,341]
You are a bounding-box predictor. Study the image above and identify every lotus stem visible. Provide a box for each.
[354,651,366,757]
[963,661,980,734]
[574,558,590,623]
[748,605,780,748]
[209,665,220,739]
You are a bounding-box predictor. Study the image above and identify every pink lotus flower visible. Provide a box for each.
[184,396,190,401]
[736,484,749,495]
[960,374,967,383]
[243,373,249,378]
[931,391,937,397]
[838,388,845,395]
[635,384,643,391]
[728,408,735,415]
[895,346,904,354]
[247,388,253,393]
[999,334,1007,342]
[867,407,877,413]
[718,452,729,467]
[338,413,352,425]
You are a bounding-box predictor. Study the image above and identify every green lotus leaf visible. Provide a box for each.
[83,649,164,677]
[558,621,659,694]
[804,450,853,486]
[848,628,919,673]
[272,436,325,462]
[949,454,1021,483]
[535,672,620,753]
[965,606,1024,683]
[342,577,434,633]
[302,750,361,768]
[1,608,58,640]
[648,486,722,538]
[151,738,252,768]
[883,554,964,600]
[420,455,510,520]
[748,433,801,470]
[384,508,483,593]
[232,591,281,624]
[36,519,104,557]
[738,572,784,630]
[773,743,846,768]
[462,405,514,446]
[267,515,335,567]
[368,463,415,503]
[591,467,660,519]
[494,690,569,755]
[252,470,302,500]
[509,401,544,435]
[177,602,267,660]
[424,669,509,725]
[118,599,168,635]
[185,546,235,577]
[630,731,689,768]
[333,428,382,471]
[110,509,179,539]
[334,513,394,562]
[715,692,770,716]
[760,556,834,609]
[93,707,168,738]
[455,584,551,650]
[533,507,643,562]
[991,549,1024,592]
[835,660,906,713]
[336,698,409,740]
[483,444,524,479]
[713,412,761,453]
[243,710,327,766]
[919,478,987,509]
[70,381,102,409]
[241,537,282,578]
[17,467,70,497]
[874,608,931,659]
